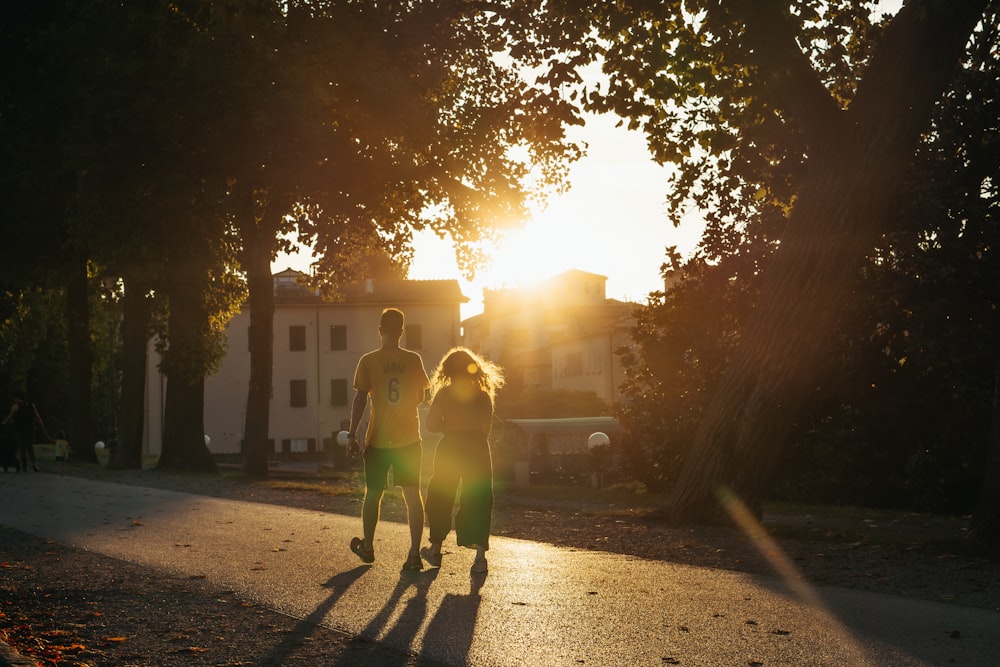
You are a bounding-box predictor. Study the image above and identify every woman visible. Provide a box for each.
[422,347,504,573]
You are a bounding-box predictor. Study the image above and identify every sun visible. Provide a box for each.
[476,219,580,290]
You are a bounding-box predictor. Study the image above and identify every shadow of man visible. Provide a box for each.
[258,565,369,664]
[320,567,441,665]
[360,568,438,646]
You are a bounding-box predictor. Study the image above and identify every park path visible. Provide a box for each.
[1,473,997,666]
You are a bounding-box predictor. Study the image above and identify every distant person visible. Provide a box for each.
[2,393,52,473]
[347,308,429,571]
[422,347,504,574]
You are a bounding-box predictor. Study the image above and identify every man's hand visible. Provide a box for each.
[347,433,361,457]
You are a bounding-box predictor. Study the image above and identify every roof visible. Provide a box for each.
[503,417,620,433]
[345,279,468,304]
[271,271,467,306]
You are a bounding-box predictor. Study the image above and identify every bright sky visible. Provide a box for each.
[410,113,706,319]
[274,112,705,320]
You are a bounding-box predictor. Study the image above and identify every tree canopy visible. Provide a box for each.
[572,1,998,531]
[1,0,589,472]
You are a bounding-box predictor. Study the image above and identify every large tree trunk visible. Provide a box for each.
[65,258,95,462]
[665,1,988,521]
[242,232,275,479]
[157,269,217,472]
[160,373,215,471]
[111,275,149,469]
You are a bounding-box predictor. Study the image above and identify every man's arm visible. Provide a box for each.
[347,390,368,455]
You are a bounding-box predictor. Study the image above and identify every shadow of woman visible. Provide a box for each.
[419,575,485,665]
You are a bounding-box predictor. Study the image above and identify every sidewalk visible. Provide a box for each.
[2,473,998,666]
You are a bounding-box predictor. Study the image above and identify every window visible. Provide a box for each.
[290,379,307,407]
[330,325,347,351]
[289,325,306,351]
[281,438,316,453]
[330,378,349,406]
[404,324,422,350]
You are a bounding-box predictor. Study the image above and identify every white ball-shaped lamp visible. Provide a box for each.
[588,432,610,448]
[336,430,350,446]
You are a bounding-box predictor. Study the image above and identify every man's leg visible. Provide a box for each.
[361,486,383,551]
[354,445,386,561]
[400,485,424,557]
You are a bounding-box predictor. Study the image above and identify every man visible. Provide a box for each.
[347,308,429,571]
[2,393,51,473]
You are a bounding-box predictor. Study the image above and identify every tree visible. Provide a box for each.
[0,2,109,457]
[618,7,1000,518]
[165,1,587,478]
[661,1,989,521]
[4,0,585,474]
[524,1,991,520]
[617,249,756,492]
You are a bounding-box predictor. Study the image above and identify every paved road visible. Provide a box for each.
[1,474,997,666]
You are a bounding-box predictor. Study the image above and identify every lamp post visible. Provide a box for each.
[588,431,611,488]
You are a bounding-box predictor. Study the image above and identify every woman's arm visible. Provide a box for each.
[425,389,447,434]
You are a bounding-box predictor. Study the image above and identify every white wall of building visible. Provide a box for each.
[144,278,465,458]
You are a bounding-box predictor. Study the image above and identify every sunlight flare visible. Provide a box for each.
[715,486,868,656]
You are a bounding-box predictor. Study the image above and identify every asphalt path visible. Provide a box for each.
[1,474,997,666]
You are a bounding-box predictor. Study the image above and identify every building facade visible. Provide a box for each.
[144,269,466,458]
[461,269,634,406]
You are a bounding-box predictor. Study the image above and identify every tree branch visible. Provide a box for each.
[853,0,989,121]
[723,0,841,147]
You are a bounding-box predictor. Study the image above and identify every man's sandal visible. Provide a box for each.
[420,546,442,567]
[402,552,424,571]
[350,537,375,564]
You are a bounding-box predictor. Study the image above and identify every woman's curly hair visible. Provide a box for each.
[429,347,505,400]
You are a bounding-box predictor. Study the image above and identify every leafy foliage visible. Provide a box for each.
[783,12,1000,512]
[2,1,591,470]
[615,4,1000,513]
[617,255,755,491]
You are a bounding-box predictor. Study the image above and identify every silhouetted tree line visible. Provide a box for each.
[0,0,584,474]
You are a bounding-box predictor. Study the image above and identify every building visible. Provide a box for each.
[461,269,634,484]
[461,269,635,405]
[144,269,466,458]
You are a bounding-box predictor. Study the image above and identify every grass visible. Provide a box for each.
[256,475,365,498]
